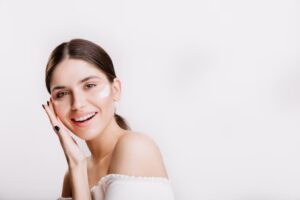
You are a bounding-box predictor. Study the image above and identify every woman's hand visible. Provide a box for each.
[42,99,87,169]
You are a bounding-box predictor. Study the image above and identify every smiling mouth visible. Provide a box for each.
[71,112,97,123]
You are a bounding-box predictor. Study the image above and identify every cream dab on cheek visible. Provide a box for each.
[99,84,110,98]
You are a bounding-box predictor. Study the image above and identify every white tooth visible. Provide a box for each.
[75,113,95,122]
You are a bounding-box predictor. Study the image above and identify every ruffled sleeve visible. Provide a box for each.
[57,197,72,200]
[57,174,175,200]
[98,174,175,200]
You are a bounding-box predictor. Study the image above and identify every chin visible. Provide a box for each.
[74,128,103,141]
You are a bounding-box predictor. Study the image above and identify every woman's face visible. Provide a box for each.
[49,58,121,140]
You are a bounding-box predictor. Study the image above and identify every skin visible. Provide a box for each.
[42,58,168,199]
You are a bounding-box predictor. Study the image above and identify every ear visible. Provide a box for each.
[112,78,122,102]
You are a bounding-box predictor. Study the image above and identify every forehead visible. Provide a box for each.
[51,58,107,87]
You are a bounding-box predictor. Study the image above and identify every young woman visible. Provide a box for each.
[42,39,175,200]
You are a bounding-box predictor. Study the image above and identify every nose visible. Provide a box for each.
[71,90,86,111]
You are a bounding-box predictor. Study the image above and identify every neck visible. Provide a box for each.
[85,116,126,163]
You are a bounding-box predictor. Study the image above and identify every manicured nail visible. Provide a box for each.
[54,126,60,132]
[42,104,45,109]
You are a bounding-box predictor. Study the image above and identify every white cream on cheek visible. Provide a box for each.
[98,84,110,98]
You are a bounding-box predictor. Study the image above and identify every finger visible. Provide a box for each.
[53,126,68,152]
[51,109,80,149]
[43,101,71,145]
[71,136,78,145]
[56,118,79,146]
[46,100,80,150]
[43,101,85,165]
[54,124,84,165]
[47,100,68,136]
[42,102,59,127]
[56,117,69,133]
[49,98,58,117]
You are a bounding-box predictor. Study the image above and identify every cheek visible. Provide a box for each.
[91,84,115,113]
[91,84,112,102]
[96,84,111,99]
[53,103,69,119]
[54,104,74,130]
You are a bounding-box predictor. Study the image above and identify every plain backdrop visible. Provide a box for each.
[0,0,299,199]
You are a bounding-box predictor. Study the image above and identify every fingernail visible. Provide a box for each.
[47,101,49,106]
[42,104,45,109]
[54,126,60,132]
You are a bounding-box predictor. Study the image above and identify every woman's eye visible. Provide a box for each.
[86,83,97,89]
[56,91,69,99]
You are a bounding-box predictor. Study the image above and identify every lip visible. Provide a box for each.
[70,112,97,127]
[70,112,97,119]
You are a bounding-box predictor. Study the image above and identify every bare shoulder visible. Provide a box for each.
[108,132,168,178]
[61,170,72,197]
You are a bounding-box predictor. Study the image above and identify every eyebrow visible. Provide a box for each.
[51,76,101,93]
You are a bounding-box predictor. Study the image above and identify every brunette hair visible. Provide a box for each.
[45,38,130,130]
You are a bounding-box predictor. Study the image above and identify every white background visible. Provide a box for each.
[0,0,299,199]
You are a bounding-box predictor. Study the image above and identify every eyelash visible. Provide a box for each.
[56,91,69,99]
[85,83,97,89]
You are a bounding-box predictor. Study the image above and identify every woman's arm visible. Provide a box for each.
[68,162,90,200]
[43,101,91,200]
[61,171,72,197]
[59,160,91,200]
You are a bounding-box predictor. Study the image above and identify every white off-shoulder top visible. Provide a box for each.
[57,174,175,200]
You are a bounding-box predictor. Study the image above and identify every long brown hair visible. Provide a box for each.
[45,38,130,130]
